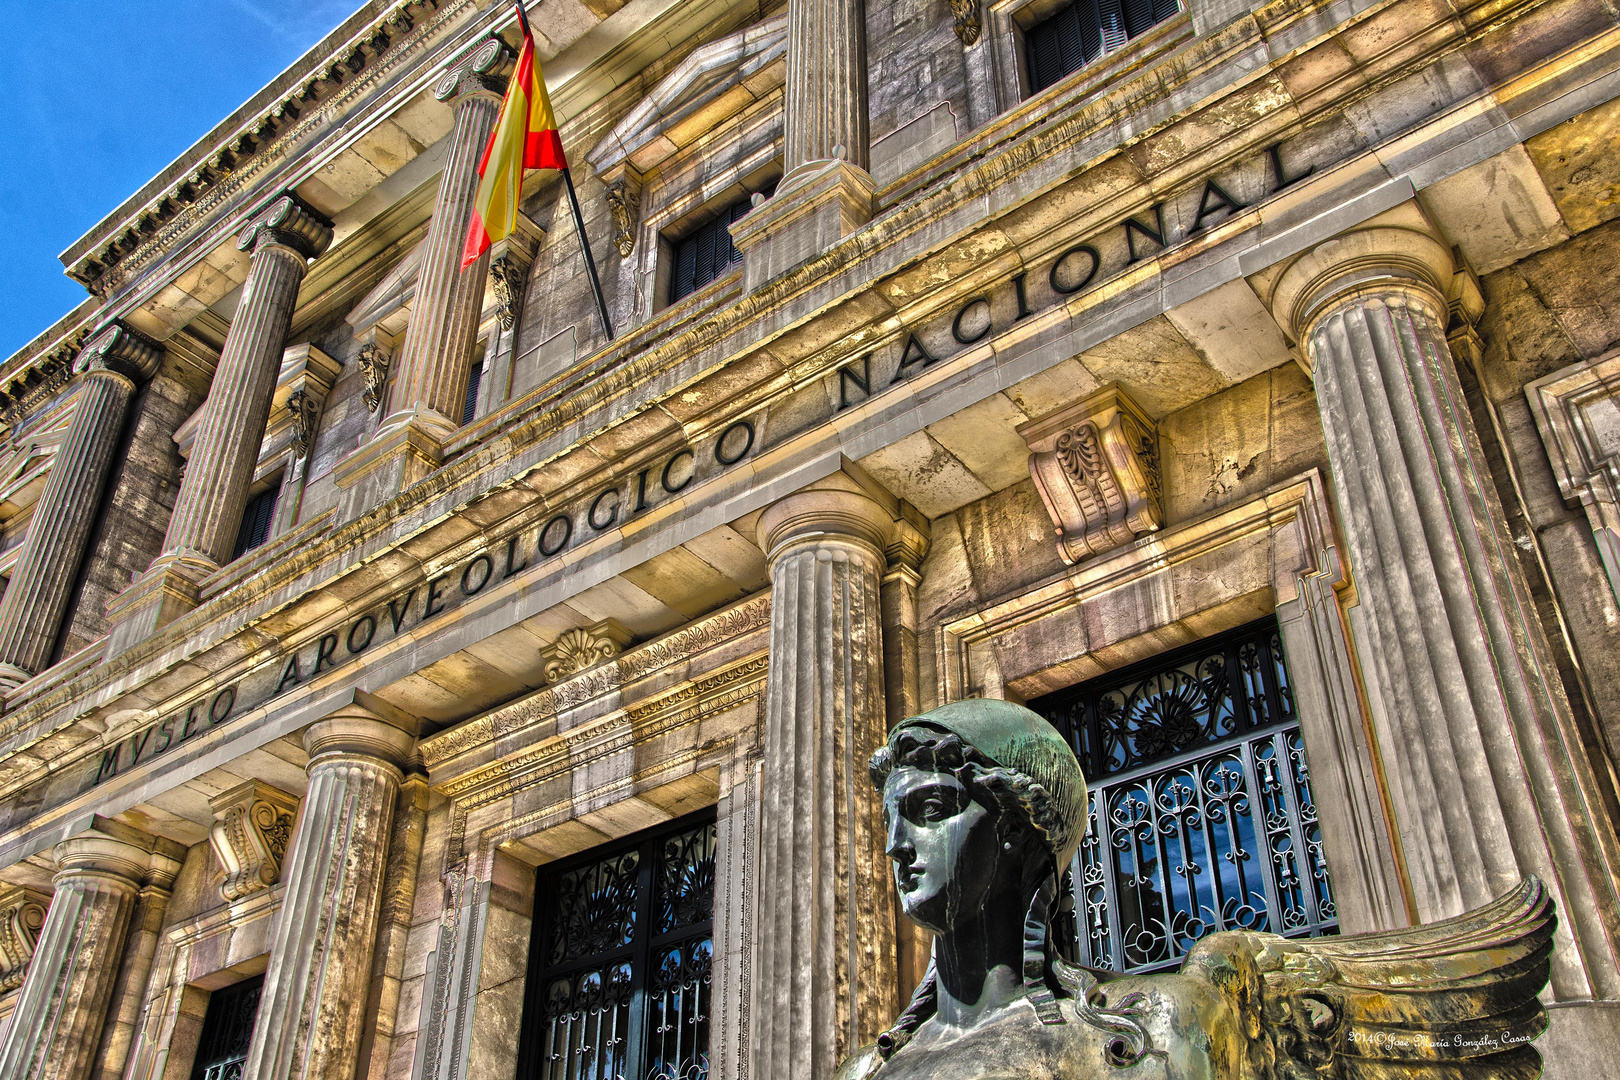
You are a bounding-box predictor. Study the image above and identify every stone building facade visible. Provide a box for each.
[0,0,1618,1077]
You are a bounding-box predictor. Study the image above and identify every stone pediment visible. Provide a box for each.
[586,15,786,178]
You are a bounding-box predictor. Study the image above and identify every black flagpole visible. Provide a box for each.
[514,2,614,341]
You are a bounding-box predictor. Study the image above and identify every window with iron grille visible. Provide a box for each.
[463,359,484,425]
[188,975,263,1080]
[230,479,281,561]
[1024,0,1181,95]
[518,810,716,1080]
[668,189,772,304]
[1029,617,1337,973]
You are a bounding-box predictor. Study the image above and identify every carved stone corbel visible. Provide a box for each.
[1017,384,1162,564]
[0,885,48,993]
[605,180,642,260]
[487,212,544,332]
[951,0,982,45]
[267,344,341,469]
[357,337,393,413]
[208,780,300,903]
[540,619,634,683]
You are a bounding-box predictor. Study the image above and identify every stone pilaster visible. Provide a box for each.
[0,323,160,691]
[0,819,179,1080]
[1269,215,1620,1001]
[240,692,417,1080]
[107,194,331,653]
[337,38,510,505]
[751,469,899,1080]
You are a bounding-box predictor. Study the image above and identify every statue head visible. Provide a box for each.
[869,699,1088,934]
[866,699,1149,1063]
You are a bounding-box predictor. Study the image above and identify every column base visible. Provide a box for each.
[332,412,452,522]
[730,159,874,293]
[104,555,213,659]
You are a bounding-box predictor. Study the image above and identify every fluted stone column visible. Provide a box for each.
[1270,217,1620,1002]
[0,819,179,1080]
[240,692,416,1080]
[0,324,160,691]
[785,0,868,174]
[106,195,331,653]
[730,0,873,289]
[383,37,510,437]
[751,470,899,1080]
[335,39,510,513]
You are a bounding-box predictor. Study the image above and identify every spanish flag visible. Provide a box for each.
[460,22,565,268]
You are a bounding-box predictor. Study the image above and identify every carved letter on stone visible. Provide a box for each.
[208,780,300,903]
[1017,384,1162,565]
[357,341,392,413]
[951,0,982,45]
[540,619,634,683]
[0,886,48,993]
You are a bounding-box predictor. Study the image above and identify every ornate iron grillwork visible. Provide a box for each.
[520,811,716,1080]
[189,975,263,1080]
[1031,618,1337,973]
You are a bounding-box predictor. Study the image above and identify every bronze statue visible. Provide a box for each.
[837,699,1555,1080]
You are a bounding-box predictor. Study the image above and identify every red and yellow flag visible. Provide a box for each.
[461,32,565,268]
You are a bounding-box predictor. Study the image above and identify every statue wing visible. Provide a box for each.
[1179,877,1555,1080]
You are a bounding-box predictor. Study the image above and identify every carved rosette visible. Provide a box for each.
[540,619,634,683]
[357,340,393,413]
[1018,384,1162,565]
[0,886,48,993]
[951,0,982,45]
[605,181,640,258]
[208,780,300,903]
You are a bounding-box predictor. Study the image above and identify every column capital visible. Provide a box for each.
[52,817,181,888]
[434,35,514,103]
[303,689,419,769]
[757,465,906,564]
[75,321,162,384]
[1268,222,1455,344]
[236,192,335,260]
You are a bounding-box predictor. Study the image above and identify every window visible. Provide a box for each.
[1029,618,1336,973]
[189,975,263,1080]
[518,811,716,1080]
[668,192,769,304]
[463,360,484,425]
[231,480,281,561]
[1025,0,1180,94]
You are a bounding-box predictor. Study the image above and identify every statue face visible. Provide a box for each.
[882,764,1004,933]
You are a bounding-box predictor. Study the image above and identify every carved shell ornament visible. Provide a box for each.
[543,627,624,683]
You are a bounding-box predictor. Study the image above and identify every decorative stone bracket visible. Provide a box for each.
[0,885,48,993]
[487,212,544,332]
[601,166,643,259]
[208,779,300,903]
[951,0,981,45]
[356,335,395,414]
[540,619,634,683]
[1527,350,1620,605]
[269,344,342,467]
[1017,384,1162,565]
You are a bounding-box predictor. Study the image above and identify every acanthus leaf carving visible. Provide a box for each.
[951,0,982,45]
[357,340,393,413]
[208,780,300,903]
[1019,384,1162,565]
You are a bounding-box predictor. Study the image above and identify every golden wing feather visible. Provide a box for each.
[1180,878,1555,1080]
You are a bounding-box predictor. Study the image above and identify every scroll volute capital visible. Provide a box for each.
[1017,384,1162,566]
[75,321,163,384]
[236,193,335,261]
[435,35,515,103]
[208,779,300,903]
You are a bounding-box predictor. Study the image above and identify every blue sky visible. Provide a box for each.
[0,0,360,358]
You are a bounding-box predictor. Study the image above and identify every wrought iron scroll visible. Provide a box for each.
[524,813,716,1080]
[1034,618,1337,973]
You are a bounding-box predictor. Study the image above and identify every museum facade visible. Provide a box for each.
[0,0,1617,1077]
